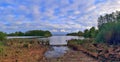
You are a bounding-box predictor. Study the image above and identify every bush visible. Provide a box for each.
[0,32,6,41]
[96,21,120,45]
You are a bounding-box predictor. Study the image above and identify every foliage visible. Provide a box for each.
[67,27,98,38]
[7,30,52,37]
[78,31,84,36]
[96,20,120,45]
[0,32,6,41]
[98,11,120,28]
[83,29,90,38]
[0,41,4,46]
[96,11,120,45]
[8,31,24,36]
[83,27,98,38]
[25,30,52,37]
[68,38,96,45]
[66,32,79,36]
[66,31,84,36]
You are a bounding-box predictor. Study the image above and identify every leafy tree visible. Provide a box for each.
[67,27,98,38]
[78,31,84,36]
[44,31,52,37]
[0,32,6,41]
[66,32,78,36]
[96,19,120,45]
[83,29,90,38]
[8,31,24,36]
[98,11,120,28]
[25,30,52,37]
[89,27,98,38]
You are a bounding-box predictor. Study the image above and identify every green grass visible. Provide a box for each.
[68,39,96,45]
[0,41,4,46]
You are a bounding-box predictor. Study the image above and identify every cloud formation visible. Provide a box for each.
[0,0,120,34]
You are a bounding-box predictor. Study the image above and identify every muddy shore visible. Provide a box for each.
[0,39,49,62]
[40,49,98,62]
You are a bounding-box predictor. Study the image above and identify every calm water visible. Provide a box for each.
[40,36,84,58]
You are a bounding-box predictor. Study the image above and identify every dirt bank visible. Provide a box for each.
[40,49,98,62]
[67,39,120,62]
[0,39,49,62]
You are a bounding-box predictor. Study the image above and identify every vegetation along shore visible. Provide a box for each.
[67,11,120,62]
[0,11,120,62]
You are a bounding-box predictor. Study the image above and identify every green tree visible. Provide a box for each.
[89,27,98,38]
[96,20,120,45]
[25,30,52,37]
[78,31,83,36]
[44,31,52,37]
[0,32,6,41]
[84,29,90,38]
[8,31,24,36]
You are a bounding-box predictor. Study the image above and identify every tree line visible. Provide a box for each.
[0,30,52,40]
[67,27,98,38]
[67,11,120,45]
[8,30,52,37]
[98,11,120,28]
[96,11,120,45]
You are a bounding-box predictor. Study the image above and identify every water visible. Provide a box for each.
[40,36,84,58]
[7,36,84,58]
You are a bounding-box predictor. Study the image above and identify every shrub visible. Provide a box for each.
[96,21,120,45]
[0,32,6,41]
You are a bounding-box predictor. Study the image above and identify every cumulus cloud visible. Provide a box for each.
[0,0,120,34]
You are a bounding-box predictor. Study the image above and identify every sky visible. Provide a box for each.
[0,0,120,34]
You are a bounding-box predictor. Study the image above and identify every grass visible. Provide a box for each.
[0,38,49,62]
[0,41,4,46]
[68,39,99,53]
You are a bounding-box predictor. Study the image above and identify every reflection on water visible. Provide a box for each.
[49,36,82,45]
[44,46,69,58]
[41,36,84,58]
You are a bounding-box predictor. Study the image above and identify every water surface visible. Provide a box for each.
[7,36,84,58]
[41,36,84,58]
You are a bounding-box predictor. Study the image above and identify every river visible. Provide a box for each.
[39,36,84,58]
[7,36,84,58]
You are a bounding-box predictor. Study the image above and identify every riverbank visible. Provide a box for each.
[0,39,49,62]
[40,49,98,62]
[67,39,120,62]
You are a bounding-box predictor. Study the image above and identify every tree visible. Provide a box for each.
[44,31,52,37]
[0,32,6,41]
[98,11,120,29]
[78,31,83,36]
[97,11,120,44]
[89,27,98,38]
[8,31,24,36]
[66,32,78,36]
[96,19,120,45]
[84,29,90,38]
[25,30,52,37]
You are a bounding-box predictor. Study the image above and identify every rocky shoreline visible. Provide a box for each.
[67,39,120,62]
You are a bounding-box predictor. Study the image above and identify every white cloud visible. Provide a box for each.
[0,0,120,33]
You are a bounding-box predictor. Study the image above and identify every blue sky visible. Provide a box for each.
[0,0,120,34]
